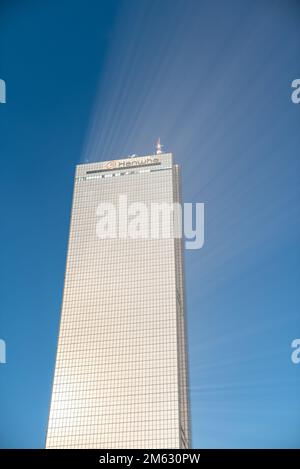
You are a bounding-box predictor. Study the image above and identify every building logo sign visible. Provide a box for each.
[103,156,160,170]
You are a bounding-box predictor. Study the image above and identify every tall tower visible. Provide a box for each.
[46,151,191,449]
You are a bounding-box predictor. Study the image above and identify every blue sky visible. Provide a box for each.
[0,0,299,448]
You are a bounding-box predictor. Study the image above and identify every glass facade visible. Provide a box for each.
[46,153,191,448]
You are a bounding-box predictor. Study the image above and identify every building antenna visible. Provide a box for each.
[156,138,163,155]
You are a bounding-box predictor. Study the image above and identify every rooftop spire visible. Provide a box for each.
[156,138,163,155]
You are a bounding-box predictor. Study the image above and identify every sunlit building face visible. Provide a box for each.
[46,153,190,449]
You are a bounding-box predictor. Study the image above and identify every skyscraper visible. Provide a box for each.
[46,151,191,449]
